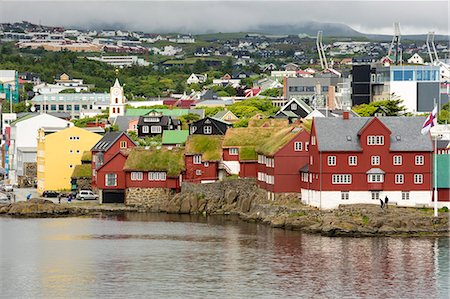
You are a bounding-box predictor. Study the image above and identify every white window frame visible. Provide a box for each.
[305,142,309,151]
[367,135,384,145]
[328,156,336,166]
[196,170,202,176]
[151,126,162,134]
[415,155,424,165]
[190,126,197,134]
[204,162,209,167]
[368,173,384,183]
[393,155,402,165]
[311,136,316,145]
[401,191,410,200]
[294,142,302,151]
[203,126,212,134]
[120,141,127,149]
[131,171,143,181]
[332,174,352,184]
[371,191,380,201]
[193,155,202,164]
[395,174,404,184]
[105,173,117,186]
[371,156,380,166]
[291,103,297,110]
[348,156,357,166]
[148,172,166,181]
[229,148,239,155]
[142,126,149,133]
[341,191,349,201]
[310,155,313,165]
[414,174,423,184]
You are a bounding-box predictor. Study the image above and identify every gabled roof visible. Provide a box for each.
[313,117,433,152]
[114,116,139,132]
[280,98,313,115]
[213,110,238,120]
[123,147,185,176]
[185,135,223,161]
[71,164,91,179]
[162,130,189,145]
[92,132,135,152]
[223,127,282,160]
[256,127,304,156]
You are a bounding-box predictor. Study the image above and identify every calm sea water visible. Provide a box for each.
[0,213,449,298]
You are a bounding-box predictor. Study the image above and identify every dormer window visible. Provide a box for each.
[367,135,384,145]
[144,117,159,123]
[291,103,297,110]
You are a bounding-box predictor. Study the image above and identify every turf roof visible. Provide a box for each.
[81,151,92,162]
[123,147,185,176]
[71,164,92,178]
[256,127,302,156]
[185,135,223,161]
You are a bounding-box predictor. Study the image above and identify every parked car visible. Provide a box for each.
[76,190,98,200]
[42,190,59,198]
[3,184,13,192]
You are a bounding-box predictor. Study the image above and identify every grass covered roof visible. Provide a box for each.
[256,127,304,156]
[185,135,223,161]
[71,164,92,178]
[223,127,283,160]
[123,147,185,176]
[81,151,92,162]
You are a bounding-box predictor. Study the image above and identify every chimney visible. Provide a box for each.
[343,111,349,120]
[327,85,335,110]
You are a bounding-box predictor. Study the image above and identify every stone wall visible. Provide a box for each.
[18,162,37,187]
[126,187,172,211]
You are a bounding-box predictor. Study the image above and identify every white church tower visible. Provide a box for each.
[109,78,126,119]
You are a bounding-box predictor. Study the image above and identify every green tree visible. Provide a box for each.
[260,88,281,97]
[353,99,406,116]
[193,59,208,73]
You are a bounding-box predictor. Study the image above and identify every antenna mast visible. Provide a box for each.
[316,31,328,70]
[388,22,401,65]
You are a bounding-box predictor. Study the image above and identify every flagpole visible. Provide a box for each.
[433,98,438,218]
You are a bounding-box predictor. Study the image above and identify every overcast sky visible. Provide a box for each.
[0,1,449,35]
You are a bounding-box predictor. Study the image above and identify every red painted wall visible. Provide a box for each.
[306,119,432,192]
[125,172,180,190]
[240,162,257,178]
[184,155,218,182]
[223,148,239,161]
[96,153,127,190]
[438,189,450,202]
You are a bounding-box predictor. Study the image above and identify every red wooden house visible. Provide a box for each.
[95,150,130,203]
[184,135,224,183]
[300,112,433,209]
[91,132,136,191]
[256,126,310,200]
[222,127,281,178]
[123,147,185,193]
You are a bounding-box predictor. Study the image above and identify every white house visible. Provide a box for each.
[407,53,424,65]
[187,73,208,85]
[8,114,73,184]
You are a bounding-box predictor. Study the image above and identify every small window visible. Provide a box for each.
[294,142,302,151]
[105,173,117,186]
[414,174,423,184]
[204,126,212,134]
[393,155,402,165]
[305,142,309,151]
[120,141,127,149]
[131,172,143,181]
[415,155,424,165]
[142,126,149,133]
[328,156,336,166]
[190,126,197,134]
[368,174,384,183]
[148,172,166,181]
[291,103,297,110]
[229,148,239,155]
[196,170,202,176]
[193,155,202,164]
[204,162,209,167]
[371,191,380,201]
[402,192,410,200]
[367,135,384,145]
[76,150,80,154]
[341,191,349,201]
[311,136,316,145]
[395,174,404,184]
[151,126,162,134]
[348,156,357,166]
[371,156,380,166]
[310,155,313,165]
[69,164,73,168]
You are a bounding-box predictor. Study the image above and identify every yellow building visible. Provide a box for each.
[37,126,102,194]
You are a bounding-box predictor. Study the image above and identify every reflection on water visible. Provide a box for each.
[0,213,449,298]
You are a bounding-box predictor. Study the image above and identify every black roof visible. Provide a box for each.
[92,132,124,152]
[138,115,172,127]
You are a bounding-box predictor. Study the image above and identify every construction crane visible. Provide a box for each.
[387,22,401,65]
[316,31,328,70]
[426,32,439,64]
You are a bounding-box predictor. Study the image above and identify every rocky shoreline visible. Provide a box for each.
[1,180,449,237]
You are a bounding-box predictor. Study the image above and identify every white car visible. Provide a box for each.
[76,190,98,200]
[3,184,13,192]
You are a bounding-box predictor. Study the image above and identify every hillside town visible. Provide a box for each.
[1,21,449,211]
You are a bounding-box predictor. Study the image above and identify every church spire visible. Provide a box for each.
[113,78,121,88]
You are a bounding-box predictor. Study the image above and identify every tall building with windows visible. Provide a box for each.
[109,78,126,119]
[37,126,102,194]
[300,113,433,209]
